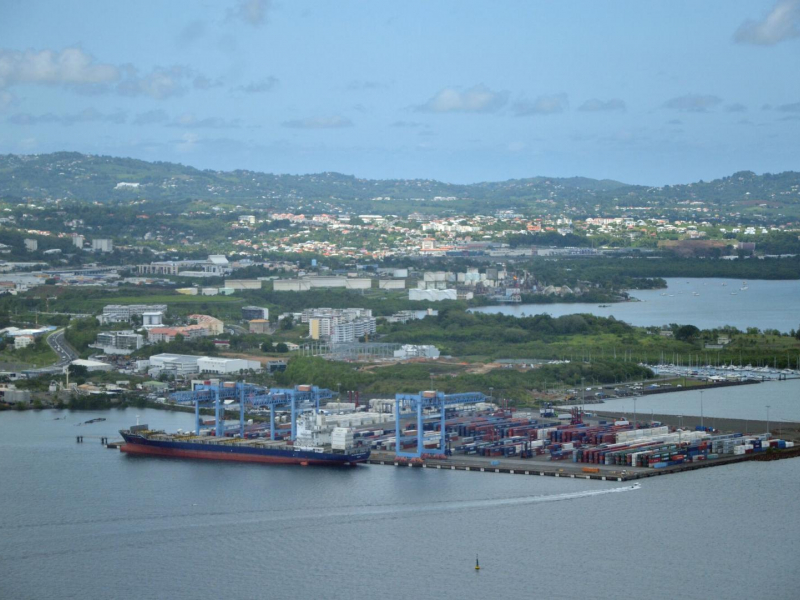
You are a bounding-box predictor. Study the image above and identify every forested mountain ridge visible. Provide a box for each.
[0,152,798,218]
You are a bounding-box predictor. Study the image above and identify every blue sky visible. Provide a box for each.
[0,0,798,185]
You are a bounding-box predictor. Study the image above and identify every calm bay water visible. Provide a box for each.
[594,378,800,424]
[473,277,800,332]
[1,408,798,599]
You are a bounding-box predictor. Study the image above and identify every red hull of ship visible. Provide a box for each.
[119,443,357,466]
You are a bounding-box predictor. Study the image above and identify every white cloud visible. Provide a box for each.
[134,110,169,125]
[0,91,13,111]
[513,93,568,116]
[282,115,354,129]
[725,103,748,112]
[117,66,192,100]
[193,75,224,90]
[167,113,241,128]
[663,94,722,112]
[0,47,119,90]
[346,80,388,91]
[417,84,508,113]
[0,47,214,101]
[7,107,127,126]
[233,76,279,93]
[734,0,800,45]
[391,120,428,128]
[175,132,200,153]
[177,20,207,46]
[230,0,272,26]
[578,98,626,112]
[776,100,800,112]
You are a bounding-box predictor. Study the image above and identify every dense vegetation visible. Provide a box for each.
[2,153,799,219]
[273,356,653,403]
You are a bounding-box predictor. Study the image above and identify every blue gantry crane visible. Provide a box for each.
[394,391,486,459]
[169,382,334,440]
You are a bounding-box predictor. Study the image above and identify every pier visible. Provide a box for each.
[367,446,800,481]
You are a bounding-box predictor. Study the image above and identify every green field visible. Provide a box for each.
[0,338,57,368]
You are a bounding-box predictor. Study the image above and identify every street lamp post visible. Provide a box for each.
[766,405,771,436]
[699,390,704,430]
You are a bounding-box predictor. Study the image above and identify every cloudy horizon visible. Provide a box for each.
[0,0,798,186]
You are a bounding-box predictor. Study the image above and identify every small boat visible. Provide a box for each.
[475,555,480,571]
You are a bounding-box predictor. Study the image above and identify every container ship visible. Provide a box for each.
[120,412,370,467]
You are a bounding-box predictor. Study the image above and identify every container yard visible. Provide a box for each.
[105,381,799,480]
[341,397,798,480]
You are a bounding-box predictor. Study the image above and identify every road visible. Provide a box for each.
[24,329,79,376]
[47,329,78,366]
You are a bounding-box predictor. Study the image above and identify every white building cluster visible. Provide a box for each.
[91,331,145,355]
[140,353,262,378]
[101,304,167,325]
[302,308,377,344]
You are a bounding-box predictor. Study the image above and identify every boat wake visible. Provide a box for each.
[5,484,642,562]
[375,483,642,515]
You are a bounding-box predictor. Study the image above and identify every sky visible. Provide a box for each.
[0,0,799,185]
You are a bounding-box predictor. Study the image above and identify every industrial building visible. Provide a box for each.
[378,279,406,290]
[224,279,262,290]
[70,359,113,372]
[393,345,441,360]
[196,356,262,374]
[143,353,262,377]
[409,288,457,302]
[273,276,372,291]
[137,255,230,277]
[0,385,30,404]
[145,354,202,377]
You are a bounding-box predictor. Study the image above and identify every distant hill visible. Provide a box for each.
[0,152,798,219]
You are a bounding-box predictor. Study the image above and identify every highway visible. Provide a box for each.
[24,329,79,376]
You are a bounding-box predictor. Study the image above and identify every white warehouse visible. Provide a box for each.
[196,357,262,374]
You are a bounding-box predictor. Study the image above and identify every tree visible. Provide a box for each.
[280,315,294,331]
[276,342,289,353]
[675,325,700,342]
[261,339,274,353]
[68,363,89,384]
